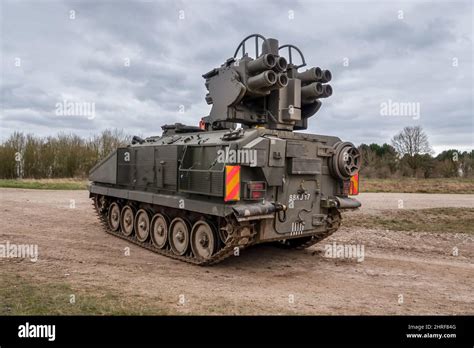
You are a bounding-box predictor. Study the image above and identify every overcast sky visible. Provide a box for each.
[1,0,472,154]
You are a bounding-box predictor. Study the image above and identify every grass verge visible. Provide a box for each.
[0,177,473,193]
[360,178,474,194]
[0,179,87,190]
[0,273,172,315]
[345,207,474,234]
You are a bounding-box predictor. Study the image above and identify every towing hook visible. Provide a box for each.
[272,202,287,212]
[273,202,287,223]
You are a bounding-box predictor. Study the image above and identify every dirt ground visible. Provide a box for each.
[0,188,472,315]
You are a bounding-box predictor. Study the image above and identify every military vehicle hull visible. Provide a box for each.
[89,127,360,265]
[89,34,361,264]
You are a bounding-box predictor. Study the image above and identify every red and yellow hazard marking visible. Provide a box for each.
[349,173,359,195]
[225,165,240,201]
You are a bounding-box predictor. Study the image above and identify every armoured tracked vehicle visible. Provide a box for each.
[89,34,361,265]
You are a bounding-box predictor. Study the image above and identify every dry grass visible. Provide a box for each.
[345,207,474,234]
[1,177,473,194]
[361,177,474,194]
[0,272,173,315]
[0,178,87,190]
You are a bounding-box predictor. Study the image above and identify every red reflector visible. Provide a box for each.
[245,181,266,200]
[251,191,264,199]
[248,182,265,191]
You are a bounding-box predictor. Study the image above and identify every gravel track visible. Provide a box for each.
[1,188,472,315]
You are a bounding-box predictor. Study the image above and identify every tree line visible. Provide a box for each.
[360,126,473,178]
[0,129,130,179]
[0,126,472,179]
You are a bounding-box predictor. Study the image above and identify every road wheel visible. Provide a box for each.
[107,202,121,231]
[120,205,135,236]
[169,217,190,256]
[191,221,217,260]
[150,213,168,249]
[135,209,150,242]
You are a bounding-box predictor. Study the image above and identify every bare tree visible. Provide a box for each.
[391,126,432,157]
[392,126,433,175]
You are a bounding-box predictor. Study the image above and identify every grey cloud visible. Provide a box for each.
[353,18,455,50]
[0,0,472,153]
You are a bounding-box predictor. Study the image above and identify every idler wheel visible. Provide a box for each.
[329,141,361,180]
